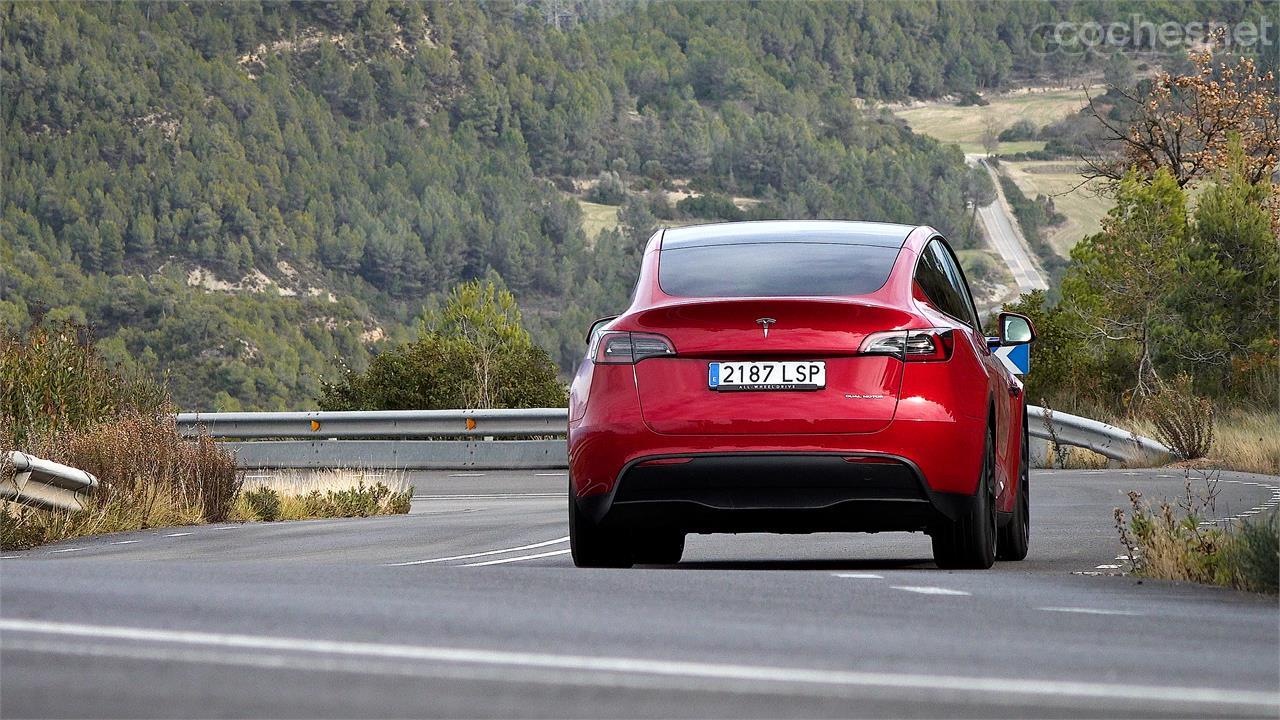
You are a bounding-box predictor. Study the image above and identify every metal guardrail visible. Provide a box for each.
[1028,406,1172,467]
[224,440,566,470]
[176,409,567,439]
[2,451,99,511]
[179,406,1172,471]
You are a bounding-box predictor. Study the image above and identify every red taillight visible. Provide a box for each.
[592,331,676,364]
[859,329,954,362]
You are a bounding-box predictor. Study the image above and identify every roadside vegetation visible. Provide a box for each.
[235,472,412,522]
[1116,473,1279,595]
[0,324,409,551]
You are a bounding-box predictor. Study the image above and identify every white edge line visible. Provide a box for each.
[1039,607,1143,617]
[111,540,140,545]
[832,573,884,579]
[165,532,193,538]
[47,548,84,554]
[0,619,1273,710]
[413,493,562,500]
[461,548,572,567]
[384,536,570,567]
[890,586,971,596]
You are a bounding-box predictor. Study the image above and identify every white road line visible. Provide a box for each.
[1039,607,1143,616]
[5,619,1272,711]
[461,549,572,567]
[165,532,193,537]
[384,536,570,567]
[1095,564,1120,569]
[47,548,83,554]
[212,526,241,530]
[832,573,884,579]
[534,472,567,476]
[890,586,971,596]
[111,540,140,545]
[448,473,486,477]
[413,493,562,500]
[0,556,18,559]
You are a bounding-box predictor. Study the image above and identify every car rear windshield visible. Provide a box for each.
[658,242,900,298]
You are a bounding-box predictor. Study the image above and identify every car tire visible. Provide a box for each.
[630,530,685,565]
[569,485,633,568]
[931,422,997,570]
[996,420,1030,561]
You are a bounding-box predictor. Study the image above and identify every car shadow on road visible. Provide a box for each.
[654,558,939,571]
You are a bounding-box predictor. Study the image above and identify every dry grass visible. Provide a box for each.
[1125,410,1279,476]
[888,85,1100,155]
[1,413,241,550]
[1116,472,1278,594]
[240,468,411,496]
[233,469,413,522]
[231,471,413,522]
[998,160,1111,256]
[577,199,620,243]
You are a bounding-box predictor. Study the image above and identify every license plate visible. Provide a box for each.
[708,361,825,391]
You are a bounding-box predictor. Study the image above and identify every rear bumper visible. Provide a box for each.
[575,452,973,534]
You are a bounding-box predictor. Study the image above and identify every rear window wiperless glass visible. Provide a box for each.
[658,242,900,298]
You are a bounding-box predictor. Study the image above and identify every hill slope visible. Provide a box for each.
[4,1,1265,409]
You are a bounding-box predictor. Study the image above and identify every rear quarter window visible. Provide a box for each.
[658,242,900,298]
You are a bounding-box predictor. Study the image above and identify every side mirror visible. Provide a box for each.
[585,316,618,346]
[998,312,1035,346]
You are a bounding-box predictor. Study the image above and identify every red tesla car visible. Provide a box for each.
[567,220,1035,569]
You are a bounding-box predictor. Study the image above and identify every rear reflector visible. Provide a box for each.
[637,457,693,467]
[842,456,901,464]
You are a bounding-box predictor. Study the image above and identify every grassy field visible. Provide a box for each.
[999,161,1111,256]
[889,86,1100,155]
[889,85,1109,256]
[577,200,620,243]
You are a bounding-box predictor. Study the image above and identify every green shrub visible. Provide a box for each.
[998,119,1037,142]
[1,322,168,451]
[676,193,743,222]
[321,281,566,410]
[1223,511,1279,594]
[242,487,282,521]
[587,171,628,205]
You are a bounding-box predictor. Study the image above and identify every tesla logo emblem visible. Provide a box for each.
[756,317,776,338]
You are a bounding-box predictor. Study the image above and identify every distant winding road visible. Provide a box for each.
[2,468,1278,718]
[969,155,1050,294]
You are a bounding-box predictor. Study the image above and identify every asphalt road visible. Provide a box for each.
[2,468,1278,719]
[970,156,1050,294]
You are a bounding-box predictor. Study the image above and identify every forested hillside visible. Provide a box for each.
[2,1,1268,409]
